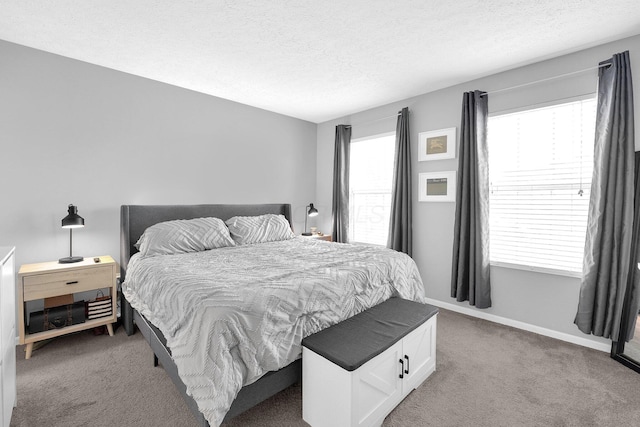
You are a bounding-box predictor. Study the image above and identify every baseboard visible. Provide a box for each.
[425,298,611,353]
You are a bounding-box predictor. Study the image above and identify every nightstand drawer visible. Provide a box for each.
[22,266,112,301]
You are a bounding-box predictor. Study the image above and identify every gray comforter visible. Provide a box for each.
[122,237,425,426]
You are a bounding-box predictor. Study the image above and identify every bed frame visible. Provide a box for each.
[119,204,300,426]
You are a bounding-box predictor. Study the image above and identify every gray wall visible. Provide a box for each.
[0,40,317,270]
[316,34,640,348]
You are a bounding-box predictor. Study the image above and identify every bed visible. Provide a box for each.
[119,203,425,426]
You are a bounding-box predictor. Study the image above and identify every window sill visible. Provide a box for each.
[490,261,582,279]
[349,241,386,247]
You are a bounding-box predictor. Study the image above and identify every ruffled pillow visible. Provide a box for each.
[225,214,295,245]
[135,217,235,256]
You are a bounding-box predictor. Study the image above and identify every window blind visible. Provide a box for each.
[349,133,395,245]
[488,97,596,275]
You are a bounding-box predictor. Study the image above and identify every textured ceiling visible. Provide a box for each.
[1,1,639,123]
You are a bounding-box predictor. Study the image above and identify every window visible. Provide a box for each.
[349,133,396,245]
[488,97,596,276]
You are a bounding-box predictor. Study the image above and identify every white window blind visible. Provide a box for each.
[488,97,596,275]
[349,133,396,245]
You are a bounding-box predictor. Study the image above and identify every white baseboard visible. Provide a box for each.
[424,298,611,353]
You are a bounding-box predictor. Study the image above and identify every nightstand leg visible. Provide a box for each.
[106,323,114,337]
[25,343,33,359]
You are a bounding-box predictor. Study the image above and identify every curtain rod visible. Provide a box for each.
[344,111,402,128]
[482,62,611,96]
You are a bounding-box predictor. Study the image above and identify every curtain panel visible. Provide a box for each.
[451,90,492,309]
[332,125,351,243]
[387,107,413,256]
[575,51,635,340]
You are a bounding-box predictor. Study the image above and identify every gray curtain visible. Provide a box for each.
[332,125,351,243]
[575,51,635,340]
[451,90,491,309]
[387,107,412,256]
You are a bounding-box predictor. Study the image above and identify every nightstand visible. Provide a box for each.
[17,256,118,359]
[301,234,332,242]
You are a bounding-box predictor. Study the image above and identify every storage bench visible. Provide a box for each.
[302,298,438,427]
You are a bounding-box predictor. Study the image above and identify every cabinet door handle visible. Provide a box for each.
[66,281,78,285]
[399,359,404,379]
[404,355,410,374]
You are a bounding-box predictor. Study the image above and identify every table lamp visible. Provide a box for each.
[59,204,84,263]
[302,203,318,236]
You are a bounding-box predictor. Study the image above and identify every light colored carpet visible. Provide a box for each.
[10,309,640,427]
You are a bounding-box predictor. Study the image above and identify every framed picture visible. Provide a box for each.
[419,171,456,202]
[418,127,456,161]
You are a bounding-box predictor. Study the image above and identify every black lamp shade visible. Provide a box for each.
[62,204,85,228]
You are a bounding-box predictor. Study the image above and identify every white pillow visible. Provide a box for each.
[225,214,295,245]
[135,217,235,256]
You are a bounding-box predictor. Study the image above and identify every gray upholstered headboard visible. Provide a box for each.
[119,203,292,282]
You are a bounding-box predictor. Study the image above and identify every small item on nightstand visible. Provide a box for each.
[28,301,86,334]
[94,257,100,263]
[85,290,112,320]
[45,294,73,308]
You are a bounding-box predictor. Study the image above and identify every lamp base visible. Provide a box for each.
[301,232,312,236]
[59,256,84,264]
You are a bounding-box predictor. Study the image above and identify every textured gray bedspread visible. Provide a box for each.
[122,237,425,426]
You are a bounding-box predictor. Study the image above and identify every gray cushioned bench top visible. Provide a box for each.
[302,298,438,371]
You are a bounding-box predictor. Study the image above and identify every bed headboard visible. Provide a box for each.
[120,203,292,281]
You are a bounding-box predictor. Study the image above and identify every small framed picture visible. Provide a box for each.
[418,127,456,161]
[419,171,457,202]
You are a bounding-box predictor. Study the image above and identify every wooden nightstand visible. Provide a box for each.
[301,234,332,242]
[17,256,118,359]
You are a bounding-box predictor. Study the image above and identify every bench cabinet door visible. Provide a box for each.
[353,340,403,426]
[401,315,437,394]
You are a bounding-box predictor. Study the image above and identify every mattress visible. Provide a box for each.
[122,237,425,426]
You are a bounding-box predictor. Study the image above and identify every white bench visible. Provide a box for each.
[302,298,438,427]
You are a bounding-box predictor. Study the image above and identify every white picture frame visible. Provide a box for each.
[419,171,457,202]
[418,127,456,161]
